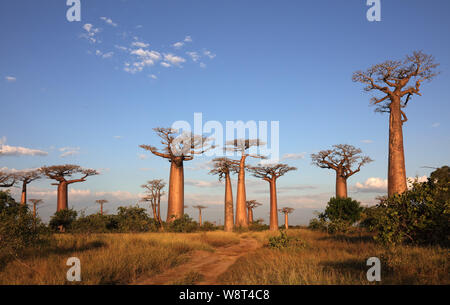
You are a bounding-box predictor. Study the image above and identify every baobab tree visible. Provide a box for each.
[311,144,373,198]
[29,198,43,219]
[225,139,265,228]
[246,200,262,224]
[140,128,213,222]
[353,51,439,196]
[141,179,166,224]
[0,171,16,188]
[249,163,297,231]
[279,207,294,230]
[209,157,239,232]
[40,165,99,211]
[16,170,41,205]
[95,199,108,215]
[192,205,207,226]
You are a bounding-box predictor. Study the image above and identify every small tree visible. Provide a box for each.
[49,209,78,232]
[249,163,297,231]
[0,171,16,188]
[192,205,207,226]
[210,157,239,232]
[28,198,43,219]
[279,207,294,230]
[311,144,372,198]
[140,128,213,222]
[141,179,166,224]
[95,199,108,215]
[40,165,99,211]
[246,200,262,224]
[353,51,439,196]
[225,139,265,228]
[321,197,363,227]
[16,170,41,205]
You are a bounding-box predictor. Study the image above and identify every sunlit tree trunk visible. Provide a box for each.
[284,213,289,230]
[198,209,203,226]
[20,182,27,205]
[235,155,248,227]
[224,173,234,232]
[100,203,104,215]
[167,160,184,222]
[388,97,408,196]
[57,182,69,211]
[269,179,278,231]
[248,207,254,224]
[336,170,348,198]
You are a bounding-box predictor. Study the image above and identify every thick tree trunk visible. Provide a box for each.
[198,209,202,226]
[100,203,104,215]
[284,213,288,230]
[57,182,69,211]
[235,155,248,227]
[248,207,254,224]
[335,171,348,198]
[33,203,37,219]
[167,160,184,222]
[388,97,408,196]
[20,182,27,205]
[269,179,278,231]
[224,173,234,232]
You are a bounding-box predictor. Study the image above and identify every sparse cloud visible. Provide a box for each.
[113,136,123,139]
[160,62,171,68]
[184,36,192,42]
[5,76,16,82]
[138,153,148,160]
[100,17,117,27]
[95,50,114,59]
[81,23,100,43]
[186,51,200,62]
[361,139,374,143]
[282,153,305,160]
[172,42,184,49]
[59,147,80,158]
[149,74,157,80]
[131,41,149,48]
[432,122,440,128]
[203,50,216,59]
[354,177,387,193]
[185,179,222,188]
[0,137,48,156]
[163,53,186,66]
[199,62,206,68]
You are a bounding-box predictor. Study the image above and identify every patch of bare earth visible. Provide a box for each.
[133,237,260,285]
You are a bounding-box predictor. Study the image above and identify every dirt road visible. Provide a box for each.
[133,237,260,285]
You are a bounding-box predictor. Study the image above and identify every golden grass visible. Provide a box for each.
[0,231,240,285]
[218,229,449,285]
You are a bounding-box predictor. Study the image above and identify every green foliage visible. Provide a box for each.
[249,219,270,231]
[371,171,449,246]
[308,218,328,231]
[322,197,363,224]
[49,209,78,231]
[116,206,157,232]
[71,213,119,233]
[200,221,218,231]
[268,230,307,250]
[167,214,199,233]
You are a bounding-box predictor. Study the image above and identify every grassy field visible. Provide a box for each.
[0,231,240,285]
[220,229,449,285]
[0,229,448,285]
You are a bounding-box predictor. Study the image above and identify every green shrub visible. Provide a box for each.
[49,209,78,232]
[322,197,363,224]
[116,206,157,232]
[200,221,217,231]
[268,230,307,249]
[71,213,119,233]
[167,214,199,233]
[249,219,269,231]
[308,218,327,231]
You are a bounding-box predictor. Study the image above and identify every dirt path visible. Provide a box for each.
[133,237,260,285]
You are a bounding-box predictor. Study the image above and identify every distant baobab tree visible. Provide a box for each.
[225,139,265,228]
[29,198,43,219]
[353,51,439,196]
[0,171,16,188]
[192,205,207,226]
[209,157,239,232]
[279,207,294,230]
[140,128,213,222]
[311,144,373,198]
[249,163,297,231]
[95,199,108,215]
[16,170,41,205]
[40,165,99,211]
[141,179,166,224]
[246,200,262,224]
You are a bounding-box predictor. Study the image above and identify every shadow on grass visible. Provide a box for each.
[318,234,375,244]
[321,258,366,273]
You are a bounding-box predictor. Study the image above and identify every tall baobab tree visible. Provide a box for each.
[311,144,373,198]
[246,200,262,224]
[209,157,239,232]
[141,179,166,224]
[249,163,297,231]
[279,207,294,230]
[140,128,213,222]
[40,165,99,211]
[29,198,43,219]
[225,139,265,228]
[95,199,108,215]
[353,51,439,196]
[16,170,41,205]
[192,205,207,226]
[0,171,16,188]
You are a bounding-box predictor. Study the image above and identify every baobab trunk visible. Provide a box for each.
[284,213,288,230]
[20,182,27,205]
[335,172,348,198]
[100,203,104,215]
[269,179,278,231]
[57,182,69,211]
[248,207,254,224]
[198,209,203,226]
[235,156,248,227]
[224,173,234,232]
[167,160,184,222]
[388,97,408,196]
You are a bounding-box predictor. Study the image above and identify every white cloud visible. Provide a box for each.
[59,147,80,158]
[186,51,200,62]
[5,76,16,82]
[407,176,428,188]
[184,36,192,42]
[115,45,128,52]
[203,50,216,59]
[361,139,374,143]
[131,41,149,48]
[95,50,113,59]
[354,177,387,193]
[199,62,206,68]
[160,62,171,68]
[0,137,48,156]
[100,17,117,27]
[163,53,186,66]
[149,74,158,80]
[282,153,305,160]
[173,42,184,49]
[81,23,100,43]
[185,179,222,188]
[113,136,123,139]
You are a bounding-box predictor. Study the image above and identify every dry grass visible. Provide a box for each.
[0,231,239,285]
[219,229,449,285]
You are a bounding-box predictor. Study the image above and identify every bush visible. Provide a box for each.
[71,213,119,233]
[49,209,78,232]
[200,221,217,231]
[116,206,157,233]
[249,219,270,231]
[308,218,327,231]
[268,230,307,249]
[167,214,199,233]
[322,197,363,224]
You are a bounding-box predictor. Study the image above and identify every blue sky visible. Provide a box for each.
[1,0,449,224]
